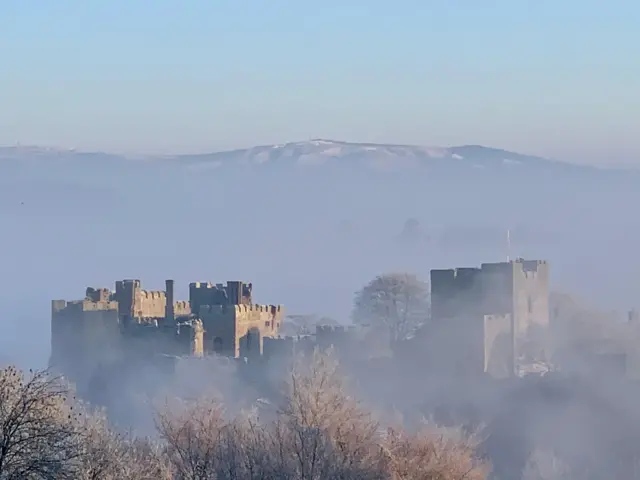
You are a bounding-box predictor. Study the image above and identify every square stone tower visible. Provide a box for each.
[479,259,550,332]
[189,281,284,358]
[430,259,549,376]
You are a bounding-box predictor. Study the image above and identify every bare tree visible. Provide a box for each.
[0,365,168,480]
[119,438,172,480]
[155,348,386,479]
[73,407,121,480]
[156,394,279,480]
[151,348,488,480]
[155,395,227,479]
[521,448,572,480]
[0,366,82,479]
[274,349,488,479]
[352,273,430,344]
[215,412,276,480]
[271,348,386,479]
[74,404,170,480]
[381,424,489,480]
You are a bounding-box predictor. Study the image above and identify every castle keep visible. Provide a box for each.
[51,280,284,384]
[429,259,549,378]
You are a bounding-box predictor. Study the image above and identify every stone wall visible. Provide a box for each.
[134,289,167,318]
[199,304,284,358]
[50,297,121,388]
[114,279,192,319]
[484,313,513,379]
[512,260,549,339]
[430,267,484,320]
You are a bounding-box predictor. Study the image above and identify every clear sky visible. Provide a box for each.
[1,1,638,164]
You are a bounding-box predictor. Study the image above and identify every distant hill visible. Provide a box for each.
[0,140,610,174]
[168,139,593,174]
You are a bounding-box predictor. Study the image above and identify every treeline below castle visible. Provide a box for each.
[8,351,640,479]
[0,350,488,480]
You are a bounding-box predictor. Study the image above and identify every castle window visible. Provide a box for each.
[265,321,270,327]
[527,296,533,314]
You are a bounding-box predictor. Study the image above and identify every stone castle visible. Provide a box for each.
[427,258,550,377]
[50,259,551,388]
[50,280,284,386]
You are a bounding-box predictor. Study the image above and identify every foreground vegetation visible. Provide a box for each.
[0,350,488,480]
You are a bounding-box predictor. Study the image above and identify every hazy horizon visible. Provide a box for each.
[2,2,639,166]
[1,139,636,170]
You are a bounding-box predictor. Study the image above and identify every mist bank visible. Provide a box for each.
[1,148,638,368]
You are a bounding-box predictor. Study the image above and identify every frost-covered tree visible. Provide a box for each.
[352,273,430,344]
[0,366,81,479]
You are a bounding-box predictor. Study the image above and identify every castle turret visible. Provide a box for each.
[165,279,175,324]
[226,281,242,304]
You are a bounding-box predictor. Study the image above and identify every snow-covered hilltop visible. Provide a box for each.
[170,139,573,172]
[0,139,615,176]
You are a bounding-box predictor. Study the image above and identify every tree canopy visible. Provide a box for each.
[352,273,430,344]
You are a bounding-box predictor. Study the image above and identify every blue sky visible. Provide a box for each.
[1,1,638,163]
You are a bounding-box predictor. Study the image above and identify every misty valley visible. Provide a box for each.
[2,142,640,479]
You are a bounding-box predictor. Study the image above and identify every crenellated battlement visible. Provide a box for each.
[516,259,547,277]
[139,290,165,300]
[51,279,284,368]
[263,334,315,359]
[315,325,358,335]
[481,258,547,275]
[430,267,482,278]
[85,287,112,303]
[174,300,191,316]
[189,281,253,290]
[52,296,118,313]
[189,281,254,313]
[238,304,282,313]
[189,282,215,289]
[198,304,283,314]
[82,299,118,311]
[514,258,547,266]
[430,267,482,289]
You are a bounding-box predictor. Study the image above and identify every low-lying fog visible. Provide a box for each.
[1,156,638,368]
[2,151,640,478]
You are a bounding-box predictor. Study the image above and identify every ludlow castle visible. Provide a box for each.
[50,259,554,389]
[51,280,284,387]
